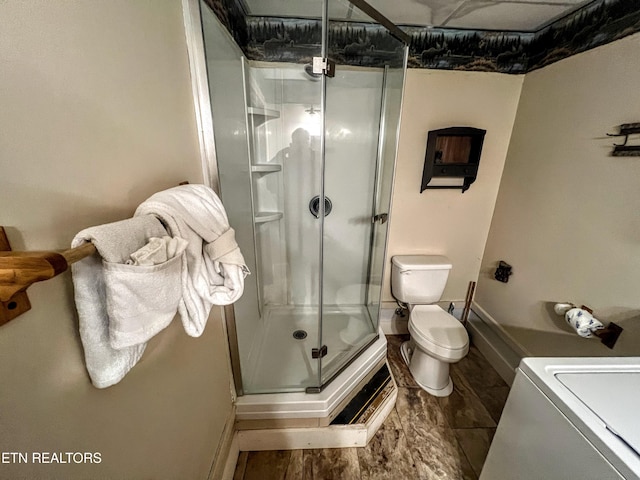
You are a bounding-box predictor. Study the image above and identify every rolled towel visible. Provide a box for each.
[565,307,604,338]
[135,184,249,338]
[126,236,188,266]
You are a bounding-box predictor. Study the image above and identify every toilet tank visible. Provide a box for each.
[391,255,452,304]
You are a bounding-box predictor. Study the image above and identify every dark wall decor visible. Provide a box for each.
[206,0,640,74]
[203,0,248,48]
[526,0,640,72]
[245,18,321,64]
[244,18,405,68]
[241,16,534,72]
[405,27,534,74]
[421,127,486,193]
[607,123,640,156]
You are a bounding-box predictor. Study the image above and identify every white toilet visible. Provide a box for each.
[391,255,469,397]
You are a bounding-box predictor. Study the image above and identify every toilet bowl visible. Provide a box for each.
[401,305,469,396]
[391,255,469,397]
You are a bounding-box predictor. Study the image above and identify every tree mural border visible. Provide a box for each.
[204,0,640,73]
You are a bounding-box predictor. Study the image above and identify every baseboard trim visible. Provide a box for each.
[467,303,525,386]
[220,433,240,480]
[237,423,369,451]
[471,303,532,356]
[209,406,238,480]
[236,368,398,451]
[379,308,409,335]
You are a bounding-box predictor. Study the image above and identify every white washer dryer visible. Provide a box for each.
[481,357,640,480]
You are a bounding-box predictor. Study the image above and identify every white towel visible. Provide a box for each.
[71,215,168,388]
[106,236,189,350]
[135,184,249,337]
[127,236,188,266]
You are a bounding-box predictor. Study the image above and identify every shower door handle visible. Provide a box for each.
[372,213,388,224]
[309,196,332,218]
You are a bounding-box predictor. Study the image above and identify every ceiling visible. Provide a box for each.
[242,0,595,32]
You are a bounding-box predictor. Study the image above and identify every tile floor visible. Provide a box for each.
[233,334,510,480]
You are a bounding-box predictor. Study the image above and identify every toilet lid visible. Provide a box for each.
[409,305,468,351]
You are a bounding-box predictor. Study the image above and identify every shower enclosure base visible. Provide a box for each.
[242,305,378,394]
[236,331,387,425]
[235,366,397,451]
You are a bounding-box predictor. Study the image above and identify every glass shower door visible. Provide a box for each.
[319,0,407,385]
[243,64,326,394]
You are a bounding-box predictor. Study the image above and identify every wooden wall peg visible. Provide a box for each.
[0,228,32,325]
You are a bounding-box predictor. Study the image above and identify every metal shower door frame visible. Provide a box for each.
[313,0,410,392]
[183,0,410,397]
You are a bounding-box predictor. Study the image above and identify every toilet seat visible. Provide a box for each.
[409,305,469,362]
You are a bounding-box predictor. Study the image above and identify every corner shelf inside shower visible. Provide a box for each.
[247,106,280,126]
[246,96,288,308]
[251,164,282,174]
[254,212,283,224]
[247,106,284,225]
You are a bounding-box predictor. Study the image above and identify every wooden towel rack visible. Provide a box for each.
[0,182,191,325]
[0,227,96,325]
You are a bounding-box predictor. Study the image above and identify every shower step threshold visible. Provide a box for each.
[331,363,393,425]
[254,211,283,224]
[235,362,397,451]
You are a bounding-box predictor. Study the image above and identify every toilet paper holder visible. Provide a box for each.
[554,303,623,349]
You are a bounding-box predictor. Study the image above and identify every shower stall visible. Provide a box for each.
[199,0,408,415]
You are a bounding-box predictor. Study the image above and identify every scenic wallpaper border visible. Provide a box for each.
[205,0,640,74]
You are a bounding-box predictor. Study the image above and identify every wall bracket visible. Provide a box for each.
[607,123,640,156]
[0,228,32,326]
[312,57,335,77]
[594,321,623,349]
[0,226,97,325]
[494,260,512,283]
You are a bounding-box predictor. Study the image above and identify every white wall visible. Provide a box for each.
[383,69,524,305]
[475,32,640,357]
[0,2,233,478]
